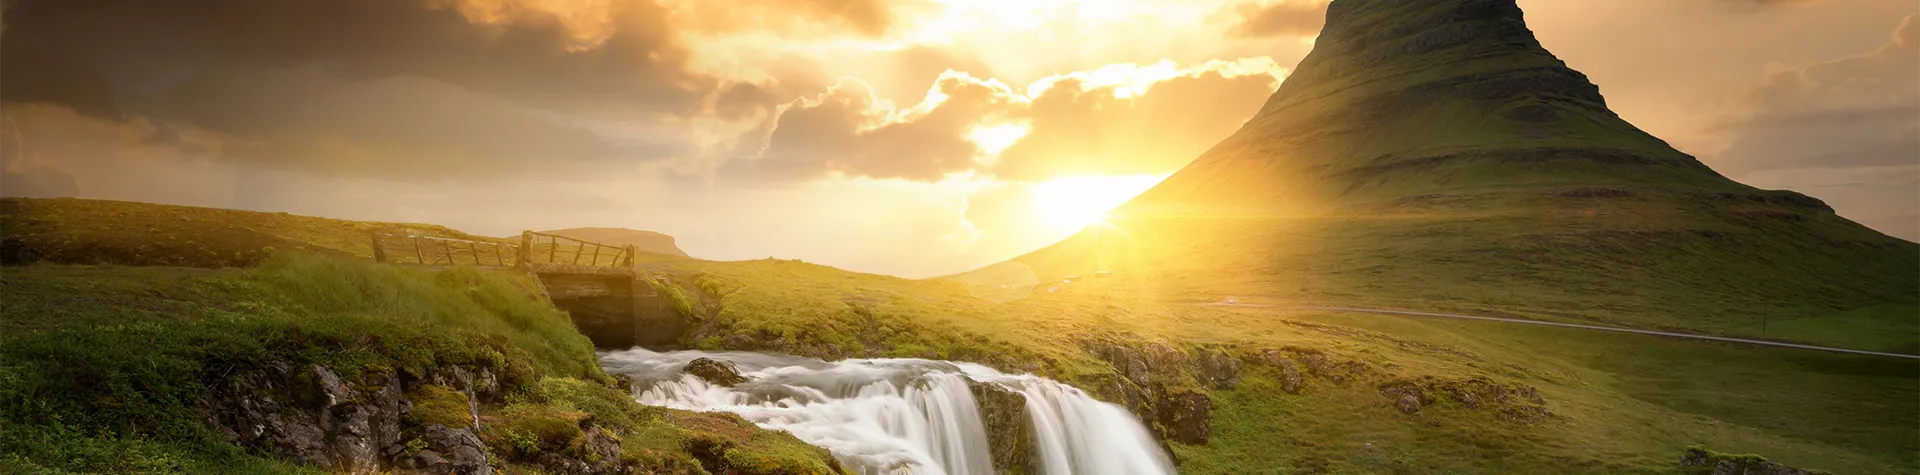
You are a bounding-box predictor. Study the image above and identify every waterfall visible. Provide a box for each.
[599,348,1176,475]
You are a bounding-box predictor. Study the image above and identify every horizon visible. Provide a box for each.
[2,0,1915,278]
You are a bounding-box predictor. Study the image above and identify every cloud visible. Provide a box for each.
[659,0,914,38]
[1227,0,1329,38]
[1712,13,1918,240]
[1,104,242,206]
[1715,14,1916,175]
[723,59,1286,183]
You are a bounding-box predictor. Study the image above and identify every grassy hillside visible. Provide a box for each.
[0,198,505,267]
[0,256,844,474]
[988,0,1920,352]
[641,257,1918,474]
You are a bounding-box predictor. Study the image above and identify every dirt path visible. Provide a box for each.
[1200,303,1920,360]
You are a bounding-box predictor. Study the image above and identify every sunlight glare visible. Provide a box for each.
[967,122,1032,165]
[1027,174,1168,230]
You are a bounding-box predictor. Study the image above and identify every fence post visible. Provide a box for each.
[518,232,534,269]
[412,236,425,264]
[369,230,388,263]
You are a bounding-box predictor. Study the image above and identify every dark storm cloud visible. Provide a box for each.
[0,0,786,179]
[1227,1,1329,38]
[1,0,712,116]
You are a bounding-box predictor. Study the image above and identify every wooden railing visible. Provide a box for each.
[517,231,634,269]
[369,230,635,271]
[370,231,517,267]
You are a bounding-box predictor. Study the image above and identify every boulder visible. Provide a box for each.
[685,357,750,386]
[1275,357,1304,394]
[967,379,1037,475]
[398,424,492,475]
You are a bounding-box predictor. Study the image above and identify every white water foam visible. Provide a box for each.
[598,348,1175,475]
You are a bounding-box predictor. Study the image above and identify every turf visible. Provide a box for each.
[0,256,842,474]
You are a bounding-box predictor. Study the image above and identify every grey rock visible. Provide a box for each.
[1196,348,1240,390]
[1278,358,1304,394]
[1396,395,1422,414]
[407,424,492,475]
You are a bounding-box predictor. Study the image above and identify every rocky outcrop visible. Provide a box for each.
[200,363,409,474]
[1082,338,1241,445]
[200,361,514,475]
[685,357,749,387]
[1377,376,1551,423]
[1679,447,1832,475]
[1155,390,1212,444]
[967,379,1037,475]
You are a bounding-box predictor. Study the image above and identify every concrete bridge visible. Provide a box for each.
[370,230,687,348]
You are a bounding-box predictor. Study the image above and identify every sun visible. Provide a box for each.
[1027,174,1167,230]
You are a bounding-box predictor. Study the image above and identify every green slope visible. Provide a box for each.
[0,257,846,474]
[994,0,1918,350]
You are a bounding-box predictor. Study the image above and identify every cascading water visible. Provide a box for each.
[599,348,1176,475]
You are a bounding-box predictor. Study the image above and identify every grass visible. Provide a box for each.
[3,195,1913,474]
[624,252,1920,474]
[0,255,844,474]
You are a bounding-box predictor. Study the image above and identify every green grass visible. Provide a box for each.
[4,197,1913,474]
[0,256,844,474]
[632,255,1918,474]
[1735,305,1920,354]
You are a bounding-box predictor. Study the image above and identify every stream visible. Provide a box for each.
[599,348,1176,475]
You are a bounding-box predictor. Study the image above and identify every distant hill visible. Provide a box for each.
[537,227,690,258]
[989,0,1919,351]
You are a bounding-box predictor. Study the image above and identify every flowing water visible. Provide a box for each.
[599,348,1175,475]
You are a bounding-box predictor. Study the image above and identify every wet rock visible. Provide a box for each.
[968,379,1037,475]
[1157,390,1212,444]
[1395,395,1422,414]
[611,374,634,394]
[685,357,749,387]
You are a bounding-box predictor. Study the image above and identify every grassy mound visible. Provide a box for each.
[0,255,842,474]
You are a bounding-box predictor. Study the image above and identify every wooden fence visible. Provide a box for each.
[369,230,635,270]
[518,231,634,268]
[369,231,517,267]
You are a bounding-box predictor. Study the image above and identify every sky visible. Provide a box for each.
[1,0,1915,278]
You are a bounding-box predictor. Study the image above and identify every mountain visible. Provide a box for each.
[996,0,1919,349]
[537,227,691,258]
